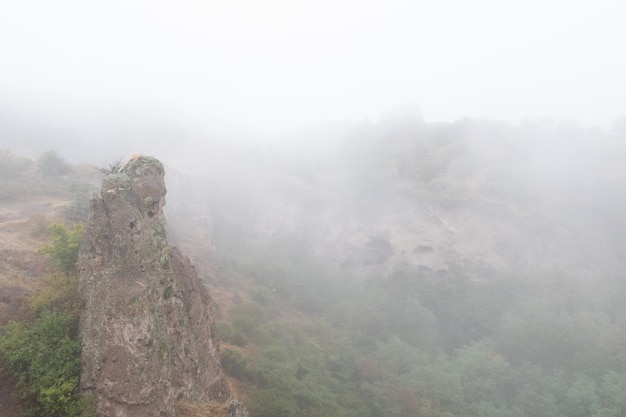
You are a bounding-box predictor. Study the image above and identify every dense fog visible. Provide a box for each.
[2,1,626,416]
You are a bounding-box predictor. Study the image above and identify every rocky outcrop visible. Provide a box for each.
[78,156,230,417]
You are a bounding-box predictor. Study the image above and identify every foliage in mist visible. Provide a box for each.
[65,183,92,222]
[0,150,33,199]
[0,150,98,205]
[37,150,70,178]
[0,149,32,178]
[218,235,626,417]
[0,221,92,417]
[212,118,626,417]
[0,311,82,417]
[39,223,84,276]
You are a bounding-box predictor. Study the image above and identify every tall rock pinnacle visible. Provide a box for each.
[78,156,229,417]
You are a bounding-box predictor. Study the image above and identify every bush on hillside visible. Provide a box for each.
[39,223,84,276]
[0,150,31,178]
[221,347,248,379]
[0,311,84,417]
[37,150,70,178]
[0,218,92,417]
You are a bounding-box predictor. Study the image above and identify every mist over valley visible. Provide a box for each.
[2,1,626,415]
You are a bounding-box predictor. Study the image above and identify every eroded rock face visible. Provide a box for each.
[78,156,229,417]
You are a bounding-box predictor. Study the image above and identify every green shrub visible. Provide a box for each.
[37,150,70,178]
[40,223,84,276]
[220,347,248,379]
[0,149,31,178]
[66,182,93,222]
[216,322,234,343]
[0,178,16,200]
[231,303,264,342]
[0,217,90,417]
[0,311,84,417]
[27,273,83,320]
[250,285,275,305]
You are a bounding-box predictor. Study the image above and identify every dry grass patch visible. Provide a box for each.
[176,401,230,417]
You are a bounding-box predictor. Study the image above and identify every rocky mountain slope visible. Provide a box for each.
[167,118,626,284]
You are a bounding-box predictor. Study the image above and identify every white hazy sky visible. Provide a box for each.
[1,0,624,131]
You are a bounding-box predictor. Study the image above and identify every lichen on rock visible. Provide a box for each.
[78,155,230,417]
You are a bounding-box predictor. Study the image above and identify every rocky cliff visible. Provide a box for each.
[181,120,626,280]
[78,156,230,417]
